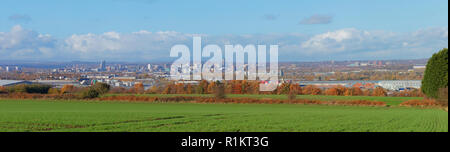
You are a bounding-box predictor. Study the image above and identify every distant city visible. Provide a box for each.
[0,59,428,92]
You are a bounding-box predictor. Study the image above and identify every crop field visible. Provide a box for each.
[108,94,424,106]
[0,99,447,132]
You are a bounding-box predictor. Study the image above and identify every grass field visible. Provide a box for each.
[107,94,424,106]
[0,99,447,132]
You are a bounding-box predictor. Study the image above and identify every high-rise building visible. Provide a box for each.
[100,60,106,71]
[147,64,152,71]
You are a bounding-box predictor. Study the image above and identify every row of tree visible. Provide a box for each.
[120,80,421,97]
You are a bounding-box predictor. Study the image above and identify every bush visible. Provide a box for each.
[214,81,226,99]
[60,85,74,94]
[288,90,297,101]
[400,99,439,107]
[78,83,111,99]
[422,48,448,98]
[437,87,448,107]
[80,88,100,99]
[48,88,60,94]
[92,83,111,94]
[8,84,52,94]
[0,86,8,94]
[372,87,387,97]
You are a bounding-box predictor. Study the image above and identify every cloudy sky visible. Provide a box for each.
[0,0,448,62]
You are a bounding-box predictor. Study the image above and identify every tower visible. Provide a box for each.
[100,60,106,71]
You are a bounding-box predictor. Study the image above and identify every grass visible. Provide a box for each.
[0,99,447,132]
[106,94,424,106]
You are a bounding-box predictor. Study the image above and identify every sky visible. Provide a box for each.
[0,0,448,62]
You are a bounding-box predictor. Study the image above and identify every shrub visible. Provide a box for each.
[97,95,386,107]
[0,86,7,94]
[109,87,127,94]
[400,99,439,107]
[214,81,226,99]
[372,87,387,97]
[60,85,74,94]
[80,88,100,99]
[288,90,297,101]
[92,83,110,94]
[26,84,52,94]
[48,88,60,94]
[437,87,448,107]
[422,48,448,98]
[8,84,52,94]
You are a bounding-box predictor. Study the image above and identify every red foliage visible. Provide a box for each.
[96,95,386,107]
[0,93,78,100]
[399,99,440,107]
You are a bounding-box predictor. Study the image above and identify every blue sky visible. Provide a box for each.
[0,0,448,62]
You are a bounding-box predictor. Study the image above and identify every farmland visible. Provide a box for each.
[0,97,447,132]
[107,94,424,106]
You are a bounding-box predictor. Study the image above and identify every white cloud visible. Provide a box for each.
[0,25,448,61]
[0,25,57,59]
[300,27,448,60]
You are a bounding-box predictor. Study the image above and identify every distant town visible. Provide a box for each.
[0,59,427,93]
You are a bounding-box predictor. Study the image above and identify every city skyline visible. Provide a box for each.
[0,0,448,62]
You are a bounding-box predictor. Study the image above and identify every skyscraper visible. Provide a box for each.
[147,64,152,71]
[100,60,106,71]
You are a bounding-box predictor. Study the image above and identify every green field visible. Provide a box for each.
[108,94,424,106]
[0,99,447,132]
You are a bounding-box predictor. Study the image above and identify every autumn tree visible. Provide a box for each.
[147,86,160,94]
[302,85,322,95]
[134,83,145,94]
[175,83,186,94]
[207,81,216,94]
[325,87,340,96]
[186,84,193,94]
[373,87,387,96]
[0,86,7,94]
[60,85,74,95]
[352,87,363,96]
[277,83,290,95]
[214,81,226,99]
[92,83,110,94]
[48,88,60,94]
[288,89,297,101]
[163,85,172,94]
[249,81,260,94]
[232,81,243,94]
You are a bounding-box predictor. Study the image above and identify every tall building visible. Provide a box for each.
[100,60,106,71]
[147,64,152,71]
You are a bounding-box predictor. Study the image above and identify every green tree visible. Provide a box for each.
[422,48,448,98]
[80,88,100,99]
[92,83,111,94]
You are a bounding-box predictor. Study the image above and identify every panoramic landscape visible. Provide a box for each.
[0,0,448,133]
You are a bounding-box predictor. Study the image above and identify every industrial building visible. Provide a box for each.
[0,80,32,86]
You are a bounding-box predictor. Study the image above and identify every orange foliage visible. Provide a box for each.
[134,83,145,94]
[302,85,322,95]
[0,93,78,100]
[372,87,387,96]
[97,95,386,107]
[0,86,6,93]
[400,99,440,107]
[60,85,74,95]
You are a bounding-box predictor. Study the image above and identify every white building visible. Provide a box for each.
[378,80,422,91]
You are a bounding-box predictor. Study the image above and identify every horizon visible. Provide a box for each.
[0,0,448,62]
